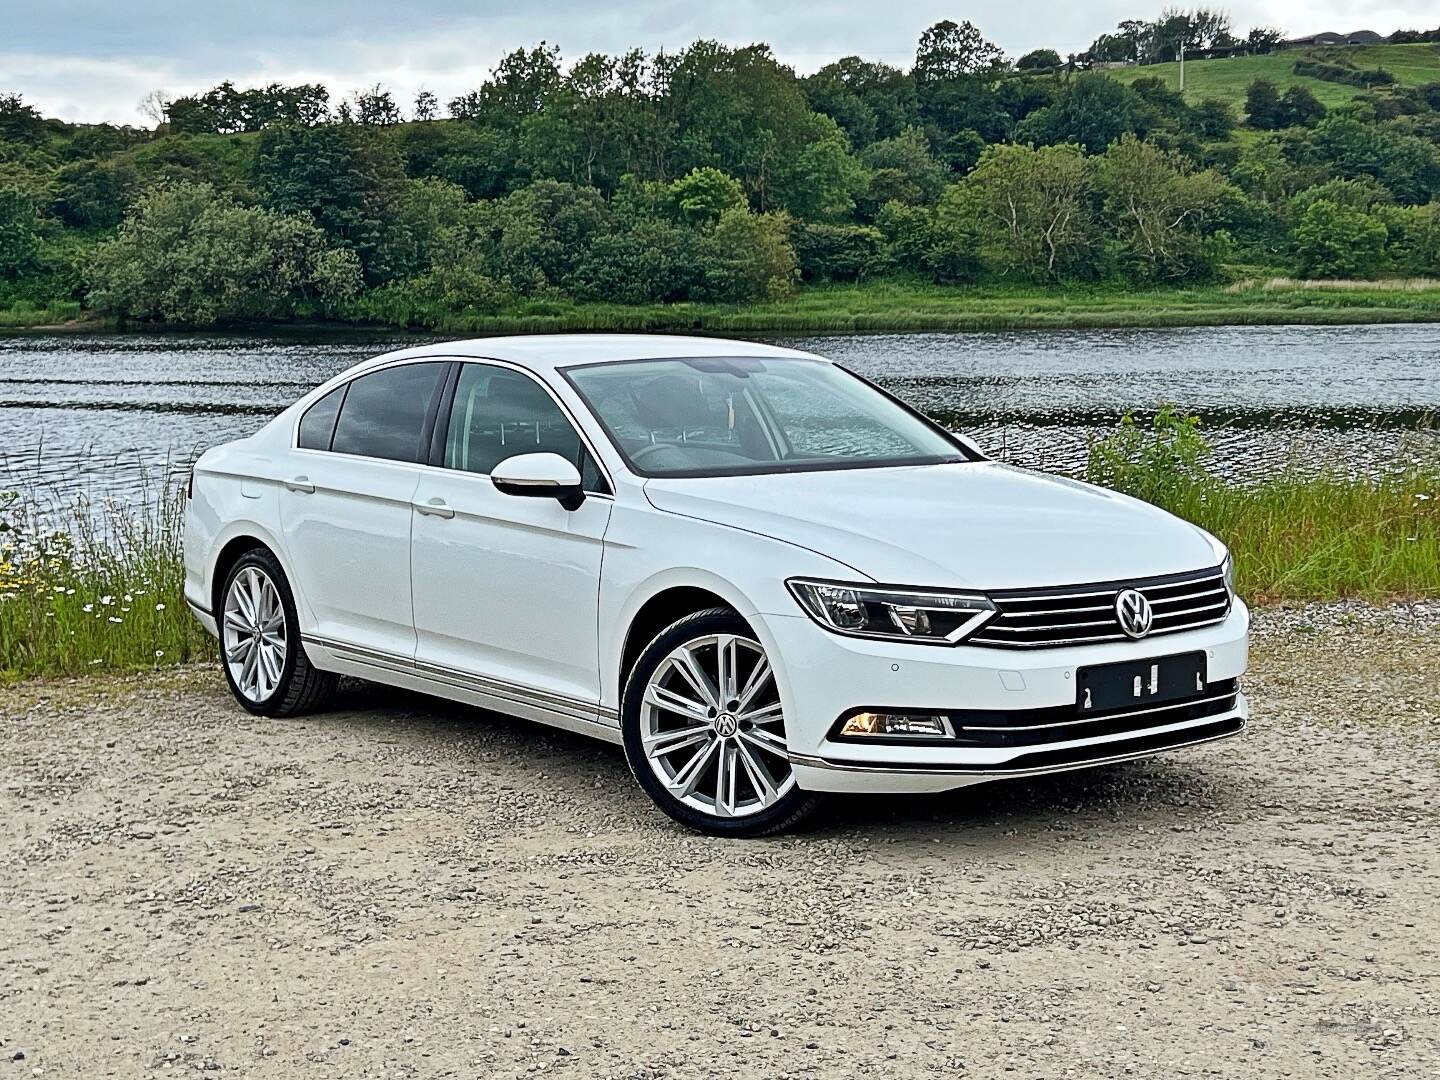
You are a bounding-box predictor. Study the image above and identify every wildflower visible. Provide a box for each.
[1417,493,1432,501]
[155,650,165,658]
[100,595,114,606]
[155,602,166,611]
[108,616,122,624]
[123,593,133,603]
[83,603,93,613]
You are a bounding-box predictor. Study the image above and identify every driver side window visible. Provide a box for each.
[443,364,606,492]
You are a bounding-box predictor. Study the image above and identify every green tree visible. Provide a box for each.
[253,123,410,281]
[801,57,916,148]
[1244,79,1284,130]
[1291,199,1389,277]
[859,127,948,211]
[0,188,41,279]
[790,222,888,282]
[1015,74,1136,153]
[86,182,361,324]
[51,158,139,229]
[1093,135,1235,281]
[1016,49,1062,71]
[947,143,1094,280]
[914,21,1007,83]
[1382,202,1440,275]
[693,207,797,302]
[1279,85,1326,128]
[1311,117,1440,204]
[666,167,746,225]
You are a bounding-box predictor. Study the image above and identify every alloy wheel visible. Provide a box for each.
[222,566,288,704]
[639,633,795,818]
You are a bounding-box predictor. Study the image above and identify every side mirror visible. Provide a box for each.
[491,453,585,510]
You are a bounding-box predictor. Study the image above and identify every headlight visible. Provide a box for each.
[787,579,996,644]
[1221,552,1236,597]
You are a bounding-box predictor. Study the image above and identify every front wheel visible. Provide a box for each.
[219,548,336,717]
[621,609,822,837]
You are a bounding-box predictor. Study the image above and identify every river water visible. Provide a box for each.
[1,323,1436,509]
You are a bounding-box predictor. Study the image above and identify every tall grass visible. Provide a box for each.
[0,300,84,328]
[1087,408,1440,600]
[0,488,212,681]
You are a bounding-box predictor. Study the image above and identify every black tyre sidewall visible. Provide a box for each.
[620,608,819,838]
[219,549,302,717]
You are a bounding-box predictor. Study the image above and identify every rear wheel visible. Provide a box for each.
[621,608,821,837]
[219,548,336,717]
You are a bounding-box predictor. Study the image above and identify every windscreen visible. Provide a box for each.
[566,357,967,477]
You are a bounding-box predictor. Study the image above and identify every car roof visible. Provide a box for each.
[354,334,829,376]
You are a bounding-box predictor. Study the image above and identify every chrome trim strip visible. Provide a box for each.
[970,613,1228,648]
[790,718,1244,778]
[960,691,1238,732]
[304,634,618,722]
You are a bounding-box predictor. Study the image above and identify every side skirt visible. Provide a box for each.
[302,635,623,747]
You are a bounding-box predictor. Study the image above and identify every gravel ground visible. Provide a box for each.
[2,604,1438,1079]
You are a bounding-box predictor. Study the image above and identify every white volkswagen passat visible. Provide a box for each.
[184,335,1247,836]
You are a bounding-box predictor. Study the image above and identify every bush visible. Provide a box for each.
[1291,199,1389,277]
[87,182,363,324]
[1292,59,1396,88]
[693,208,797,302]
[1086,405,1212,508]
[790,221,888,282]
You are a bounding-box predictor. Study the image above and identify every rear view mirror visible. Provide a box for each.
[490,453,585,510]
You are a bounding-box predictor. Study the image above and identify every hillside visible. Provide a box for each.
[1108,42,1440,110]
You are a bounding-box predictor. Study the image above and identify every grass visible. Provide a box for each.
[341,279,1440,335]
[0,488,212,682]
[1107,42,1440,110]
[1,412,1436,681]
[0,300,85,328]
[1086,408,1440,601]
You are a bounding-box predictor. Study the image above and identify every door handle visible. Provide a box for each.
[414,498,455,519]
[285,476,315,494]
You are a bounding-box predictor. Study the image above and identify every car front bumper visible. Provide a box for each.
[759,599,1250,795]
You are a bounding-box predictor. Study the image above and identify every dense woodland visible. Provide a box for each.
[3,12,1440,326]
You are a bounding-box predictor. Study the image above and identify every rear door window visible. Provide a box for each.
[330,362,447,463]
[297,385,346,451]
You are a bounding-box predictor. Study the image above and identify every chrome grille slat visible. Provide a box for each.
[972,568,1230,650]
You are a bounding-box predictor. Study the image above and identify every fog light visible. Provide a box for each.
[839,712,954,738]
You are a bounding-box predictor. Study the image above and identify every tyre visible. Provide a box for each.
[218,548,336,717]
[621,608,822,837]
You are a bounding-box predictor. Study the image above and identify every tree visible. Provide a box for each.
[790,221,887,281]
[1246,27,1284,52]
[1016,49,1063,72]
[667,167,746,225]
[353,85,402,126]
[86,182,361,323]
[51,158,139,229]
[1291,199,1388,277]
[1244,80,1284,130]
[859,127,948,211]
[413,90,439,122]
[1015,73,1136,153]
[1383,202,1440,275]
[0,93,48,144]
[1093,135,1235,280]
[947,143,1095,280]
[694,207,797,301]
[801,57,916,148]
[0,189,40,279]
[1312,116,1440,204]
[914,21,1007,83]
[1279,86,1326,128]
[1192,98,1236,139]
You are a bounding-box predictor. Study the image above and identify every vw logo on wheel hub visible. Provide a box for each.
[712,712,739,738]
[1115,588,1154,639]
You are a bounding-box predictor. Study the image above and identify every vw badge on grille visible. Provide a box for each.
[1115,588,1154,639]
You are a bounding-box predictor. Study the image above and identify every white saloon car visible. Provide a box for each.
[185,335,1248,836]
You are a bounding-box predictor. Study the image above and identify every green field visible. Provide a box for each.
[1108,42,1440,110]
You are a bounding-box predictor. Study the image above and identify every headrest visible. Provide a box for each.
[630,374,714,431]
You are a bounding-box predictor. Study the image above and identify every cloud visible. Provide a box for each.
[5,0,1430,125]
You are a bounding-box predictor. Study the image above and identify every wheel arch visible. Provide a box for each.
[207,520,303,624]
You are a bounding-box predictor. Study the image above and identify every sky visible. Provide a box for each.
[2,1,1432,125]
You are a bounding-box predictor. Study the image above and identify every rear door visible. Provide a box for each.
[280,360,449,659]
[410,362,614,713]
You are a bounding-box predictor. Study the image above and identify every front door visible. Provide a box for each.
[410,362,613,714]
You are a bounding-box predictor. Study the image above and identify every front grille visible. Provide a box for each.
[970,567,1230,649]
